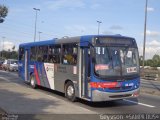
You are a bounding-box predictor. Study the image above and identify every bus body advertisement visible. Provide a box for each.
[18,35,140,102]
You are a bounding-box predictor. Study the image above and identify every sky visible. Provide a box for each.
[0,0,160,59]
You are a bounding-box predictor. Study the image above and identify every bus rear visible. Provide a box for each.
[89,36,140,101]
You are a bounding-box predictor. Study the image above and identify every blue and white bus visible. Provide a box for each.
[18,35,140,102]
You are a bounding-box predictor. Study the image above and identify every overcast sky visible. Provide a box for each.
[0,0,160,59]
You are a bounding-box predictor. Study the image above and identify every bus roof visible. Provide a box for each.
[19,35,135,48]
[19,39,55,47]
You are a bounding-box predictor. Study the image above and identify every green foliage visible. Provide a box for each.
[140,54,160,67]
[0,5,8,23]
[0,50,18,60]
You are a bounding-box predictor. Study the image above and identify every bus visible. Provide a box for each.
[18,35,140,102]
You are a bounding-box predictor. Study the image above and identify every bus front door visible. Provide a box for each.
[80,48,90,99]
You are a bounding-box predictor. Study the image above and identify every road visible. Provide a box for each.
[141,79,160,90]
[0,70,160,119]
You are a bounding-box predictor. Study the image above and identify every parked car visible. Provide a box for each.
[0,60,3,70]
[2,59,18,71]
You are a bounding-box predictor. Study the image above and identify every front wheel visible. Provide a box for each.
[65,81,76,102]
[30,74,37,89]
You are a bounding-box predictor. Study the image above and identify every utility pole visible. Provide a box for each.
[33,8,40,42]
[142,0,148,69]
[38,31,42,41]
[2,36,5,58]
[97,21,102,35]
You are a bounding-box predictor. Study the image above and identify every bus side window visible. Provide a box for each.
[62,44,78,65]
[42,46,48,62]
[30,47,36,61]
[19,47,24,61]
[48,45,61,63]
[37,46,43,62]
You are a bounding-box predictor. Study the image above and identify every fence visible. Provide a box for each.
[140,69,159,81]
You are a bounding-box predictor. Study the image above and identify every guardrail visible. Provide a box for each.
[141,74,159,81]
[140,68,160,81]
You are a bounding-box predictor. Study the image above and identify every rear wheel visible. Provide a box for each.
[4,67,7,71]
[65,81,76,102]
[30,74,37,89]
[8,68,12,72]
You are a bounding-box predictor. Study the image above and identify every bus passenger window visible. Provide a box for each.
[30,47,36,61]
[37,46,43,62]
[48,45,61,63]
[19,47,24,60]
[63,55,68,64]
[62,44,78,65]
[42,46,48,62]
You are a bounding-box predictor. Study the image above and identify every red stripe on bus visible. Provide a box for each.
[34,65,41,85]
[90,82,118,89]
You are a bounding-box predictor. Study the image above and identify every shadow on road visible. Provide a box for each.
[35,86,138,109]
[0,88,60,120]
[0,86,100,120]
[76,98,138,108]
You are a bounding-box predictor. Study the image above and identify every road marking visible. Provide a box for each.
[123,99,155,108]
[0,77,10,82]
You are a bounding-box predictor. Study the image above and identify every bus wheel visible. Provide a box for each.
[30,75,37,89]
[65,81,76,102]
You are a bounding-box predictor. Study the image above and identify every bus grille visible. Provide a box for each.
[109,94,132,98]
[108,86,132,90]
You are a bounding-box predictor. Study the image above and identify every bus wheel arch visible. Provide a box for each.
[64,80,77,102]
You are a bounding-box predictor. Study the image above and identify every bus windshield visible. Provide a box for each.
[94,46,139,78]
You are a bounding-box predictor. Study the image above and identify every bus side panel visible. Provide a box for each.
[32,62,55,89]
[28,61,34,79]
[43,63,55,89]
[18,60,25,81]
[37,62,45,87]
[54,64,79,93]
[33,62,45,87]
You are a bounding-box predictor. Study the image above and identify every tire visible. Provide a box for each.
[8,68,11,72]
[4,67,6,71]
[30,74,37,89]
[7,67,10,71]
[65,81,76,102]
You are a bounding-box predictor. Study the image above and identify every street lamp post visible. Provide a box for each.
[33,8,40,42]
[97,21,102,35]
[2,37,5,58]
[38,31,42,41]
[142,0,148,69]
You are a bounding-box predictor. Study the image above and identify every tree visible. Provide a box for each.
[146,59,153,66]
[12,45,15,51]
[1,50,18,59]
[143,54,160,67]
[152,54,160,67]
[0,5,8,23]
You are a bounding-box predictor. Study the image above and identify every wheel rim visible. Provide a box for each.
[67,85,74,97]
[31,77,35,86]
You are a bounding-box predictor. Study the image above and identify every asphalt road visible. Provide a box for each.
[141,79,160,90]
[0,70,160,120]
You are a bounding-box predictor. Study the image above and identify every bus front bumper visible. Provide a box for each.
[91,88,140,102]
